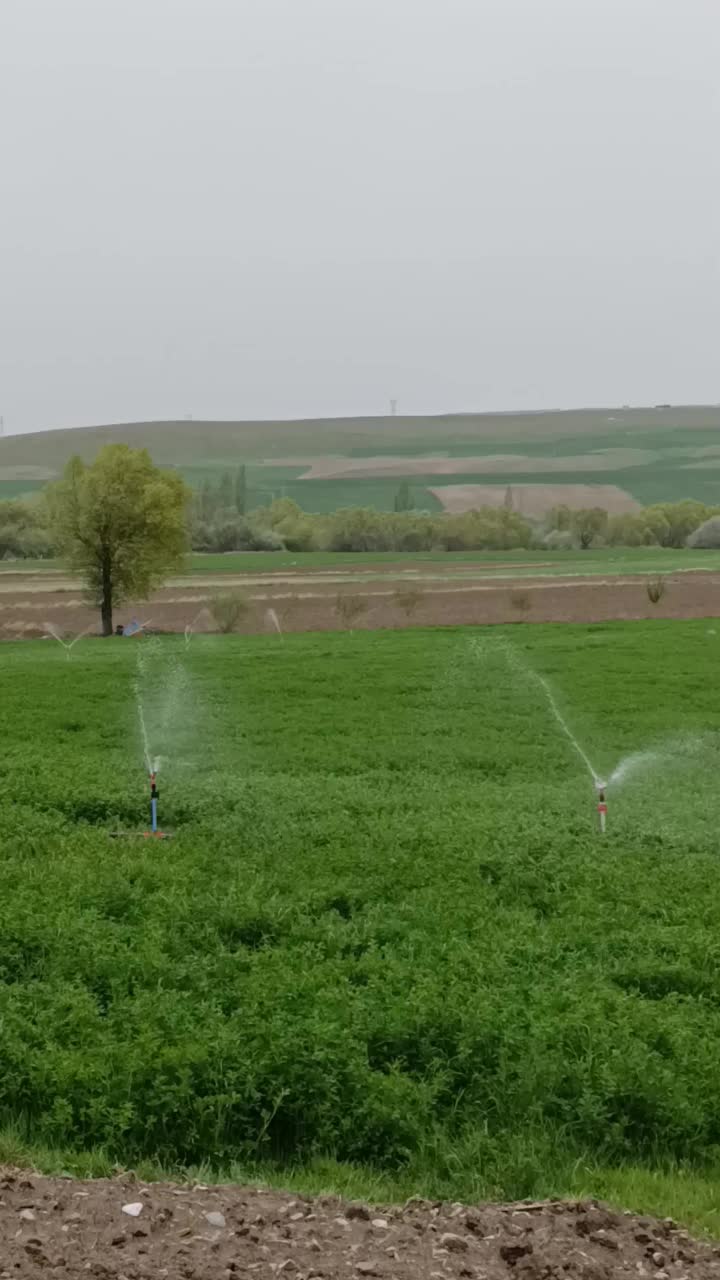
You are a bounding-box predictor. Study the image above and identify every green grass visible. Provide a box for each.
[185,547,720,577]
[3,624,720,1231]
[6,546,720,578]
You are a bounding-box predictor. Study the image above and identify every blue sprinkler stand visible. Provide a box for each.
[110,771,173,840]
[145,770,172,839]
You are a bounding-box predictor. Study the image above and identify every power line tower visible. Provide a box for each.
[389,399,397,417]
[0,416,4,436]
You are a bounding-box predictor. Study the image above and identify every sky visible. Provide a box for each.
[1,0,718,435]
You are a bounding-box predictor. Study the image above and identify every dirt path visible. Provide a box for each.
[0,1168,716,1278]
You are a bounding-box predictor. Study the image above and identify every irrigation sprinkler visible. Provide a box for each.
[110,766,173,840]
[595,780,608,834]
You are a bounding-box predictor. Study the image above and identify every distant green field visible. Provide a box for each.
[187,547,720,578]
[2,407,720,509]
[5,546,720,579]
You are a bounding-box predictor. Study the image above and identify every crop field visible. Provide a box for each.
[3,406,720,509]
[2,621,720,1224]
[6,545,720,578]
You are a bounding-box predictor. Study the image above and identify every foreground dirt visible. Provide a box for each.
[0,1169,717,1279]
[1,567,720,639]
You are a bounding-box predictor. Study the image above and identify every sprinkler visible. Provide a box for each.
[110,767,173,840]
[595,780,608,834]
[145,769,171,838]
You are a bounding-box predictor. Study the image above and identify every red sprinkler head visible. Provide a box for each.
[595,780,608,833]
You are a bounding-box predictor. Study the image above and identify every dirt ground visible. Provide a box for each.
[0,1168,717,1279]
[429,486,640,518]
[295,450,657,479]
[1,567,719,639]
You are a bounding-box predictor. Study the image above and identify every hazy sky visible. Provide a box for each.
[1,0,718,434]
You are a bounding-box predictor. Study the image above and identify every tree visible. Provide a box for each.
[647,501,715,548]
[49,445,189,635]
[571,507,608,550]
[217,471,234,511]
[235,465,248,515]
[393,481,415,512]
[545,504,573,533]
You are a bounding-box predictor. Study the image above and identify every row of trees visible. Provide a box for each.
[7,479,720,565]
[8,445,720,634]
[189,496,720,555]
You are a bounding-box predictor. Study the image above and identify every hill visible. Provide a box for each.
[1,405,719,513]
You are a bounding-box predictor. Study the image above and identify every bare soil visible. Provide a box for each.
[295,451,658,479]
[430,485,640,518]
[0,1168,717,1279]
[2,568,719,639]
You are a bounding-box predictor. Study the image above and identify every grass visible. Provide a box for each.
[3,623,720,1231]
[6,546,720,578]
[185,547,720,577]
[1,1128,720,1239]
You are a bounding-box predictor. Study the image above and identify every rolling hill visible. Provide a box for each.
[1,405,719,513]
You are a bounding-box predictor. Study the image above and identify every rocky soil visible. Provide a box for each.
[0,1169,718,1279]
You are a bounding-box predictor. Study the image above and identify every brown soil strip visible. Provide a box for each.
[0,1167,716,1278]
[2,572,719,638]
[430,484,641,517]
[297,449,658,479]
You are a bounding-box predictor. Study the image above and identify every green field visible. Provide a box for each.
[2,406,720,509]
[186,547,720,578]
[5,546,720,579]
[3,623,720,1228]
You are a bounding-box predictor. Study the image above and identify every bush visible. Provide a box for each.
[335,594,368,629]
[394,588,424,619]
[209,590,251,633]
[509,590,531,613]
[646,575,667,605]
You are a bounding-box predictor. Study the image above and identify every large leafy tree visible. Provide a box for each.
[49,445,189,635]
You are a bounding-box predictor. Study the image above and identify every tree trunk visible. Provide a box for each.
[100,549,113,636]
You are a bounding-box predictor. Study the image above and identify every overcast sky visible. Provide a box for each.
[1,0,718,435]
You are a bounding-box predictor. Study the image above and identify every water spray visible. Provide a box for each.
[43,621,94,658]
[184,607,211,648]
[266,608,283,639]
[491,641,606,831]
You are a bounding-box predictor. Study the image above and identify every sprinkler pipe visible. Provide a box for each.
[595,780,608,834]
[148,770,159,836]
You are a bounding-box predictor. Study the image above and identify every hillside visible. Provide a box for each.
[2,405,719,512]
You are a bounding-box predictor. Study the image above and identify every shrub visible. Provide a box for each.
[335,594,368,630]
[209,590,251,633]
[394,588,424,619]
[509,590,531,613]
[646,575,667,605]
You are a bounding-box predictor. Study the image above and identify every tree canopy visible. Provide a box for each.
[49,445,189,634]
